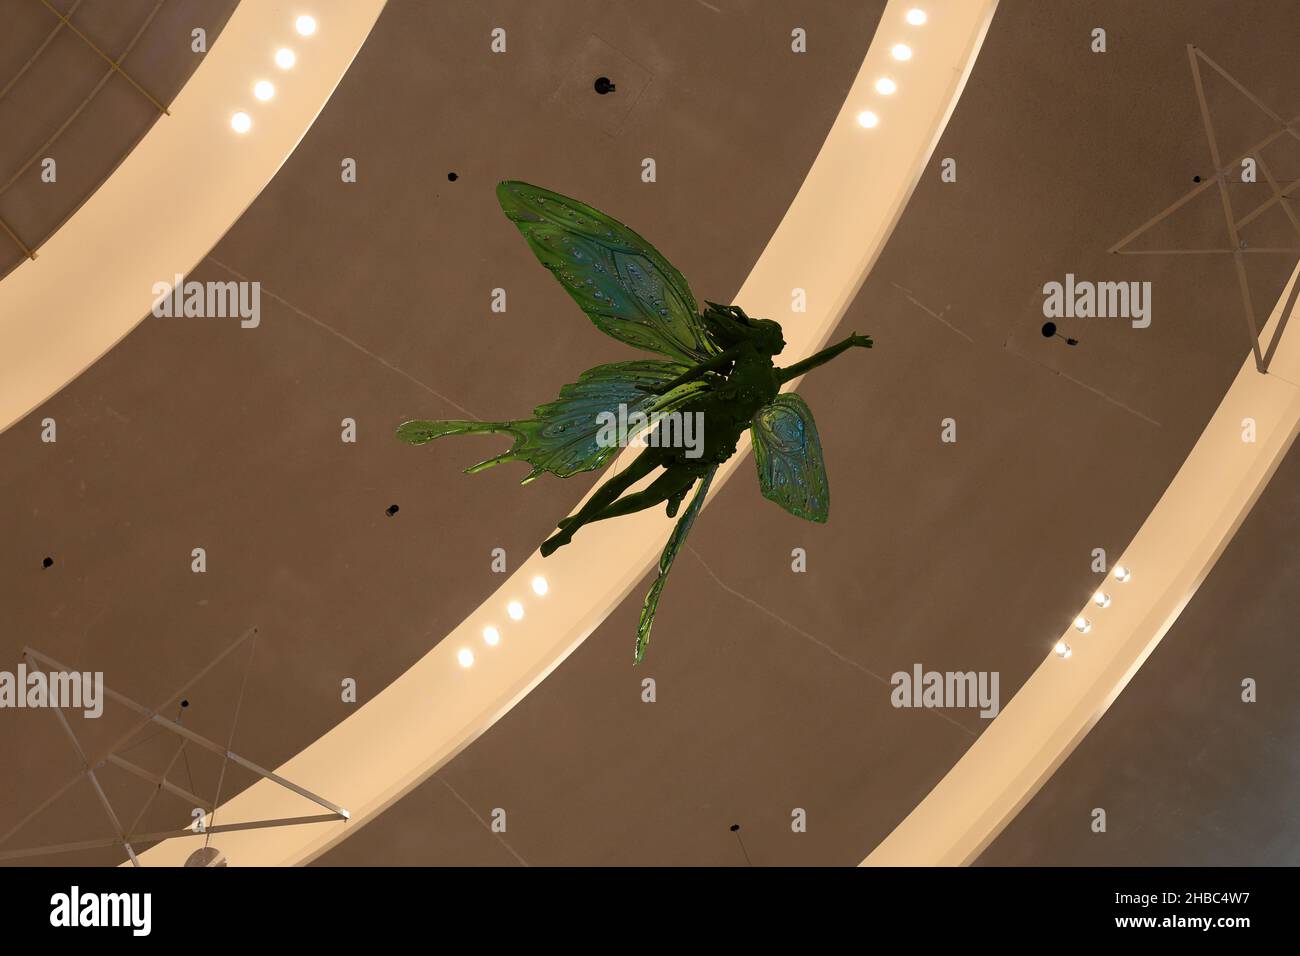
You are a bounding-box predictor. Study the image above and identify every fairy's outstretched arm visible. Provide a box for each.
[776,334,871,384]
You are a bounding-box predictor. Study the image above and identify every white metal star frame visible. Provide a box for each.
[0,628,349,866]
[1109,46,1300,372]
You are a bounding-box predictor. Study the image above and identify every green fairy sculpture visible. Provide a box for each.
[399,182,871,662]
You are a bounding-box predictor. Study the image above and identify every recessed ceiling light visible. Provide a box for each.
[275,47,296,69]
[482,626,500,646]
[1073,616,1092,634]
[230,111,252,134]
[295,15,317,36]
[531,576,548,596]
[1113,565,1132,583]
[1093,591,1111,608]
[856,110,879,129]
[1054,641,1072,659]
[507,601,524,620]
[875,77,897,95]
[253,80,275,101]
[906,9,927,26]
[457,648,474,668]
[891,43,913,61]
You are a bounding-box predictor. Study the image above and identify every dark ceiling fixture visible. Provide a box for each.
[1041,321,1078,346]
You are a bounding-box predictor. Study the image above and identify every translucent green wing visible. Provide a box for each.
[398,360,709,483]
[635,466,717,664]
[750,393,829,523]
[497,181,720,364]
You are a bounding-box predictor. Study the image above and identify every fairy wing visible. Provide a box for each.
[635,466,717,664]
[496,181,721,364]
[750,392,829,523]
[397,360,709,483]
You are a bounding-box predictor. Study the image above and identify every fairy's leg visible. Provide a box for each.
[542,466,700,556]
[587,469,699,523]
[551,447,663,534]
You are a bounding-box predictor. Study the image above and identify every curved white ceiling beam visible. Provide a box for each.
[865,259,1300,866]
[0,0,388,434]
[134,0,1000,866]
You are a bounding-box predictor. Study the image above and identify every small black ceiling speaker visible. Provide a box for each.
[1042,321,1078,346]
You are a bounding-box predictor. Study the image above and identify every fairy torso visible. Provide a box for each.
[668,342,781,466]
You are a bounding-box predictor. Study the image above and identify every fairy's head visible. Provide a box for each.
[702,302,785,355]
[750,318,786,356]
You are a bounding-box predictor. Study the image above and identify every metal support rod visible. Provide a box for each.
[3,630,350,863]
[1188,45,1265,371]
[0,0,85,102]
[106,754,211,812]
[1236,174,1300,232]
[0,216,37,260]
[1113,247,1299,255]
[36,0,170,115]
[1107,119,1300,254]
[123,735,191,839]
[1256,156,1300,238]
[0,814,341,862]
[23,645,351,821]
[26,656,141,865]
[1194,48,1300,145]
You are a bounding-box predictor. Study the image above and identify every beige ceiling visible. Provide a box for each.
[2,0,1299,866]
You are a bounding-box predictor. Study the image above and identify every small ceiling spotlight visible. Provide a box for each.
[1113,565,1132,583]
[507,601,524,621]
[1093,591,1111,608]
[482,626,501,646]
[275,47,296,69]
[457,648,475,668]
[1073,616,1092,634]
[1054,641,1073,659]
[230,111,252,134]
[295,15,318,36]
[253,80,275,101]
[891,43,913,61]
[531,576,549,596]
[856,110,880,129]
[875,77,897,95]
[906,8,927,26]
